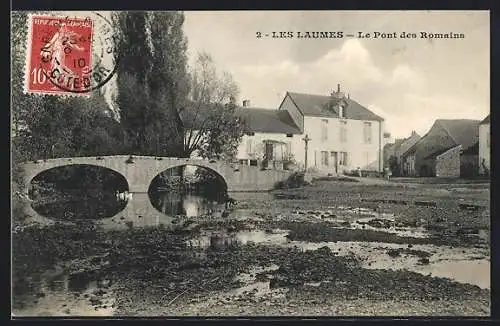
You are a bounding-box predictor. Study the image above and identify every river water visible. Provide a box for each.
[12,187,490,316]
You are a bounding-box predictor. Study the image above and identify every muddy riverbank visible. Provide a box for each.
[11,178,490,316]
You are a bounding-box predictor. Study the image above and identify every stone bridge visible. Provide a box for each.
[21,155,294,193]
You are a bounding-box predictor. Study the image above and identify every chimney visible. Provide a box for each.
[332,83,345,99]
[242,100,250,107]
[411,130,416,136]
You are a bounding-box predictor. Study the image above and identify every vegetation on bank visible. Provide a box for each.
[274,172,309,190]
[11,11,246,209]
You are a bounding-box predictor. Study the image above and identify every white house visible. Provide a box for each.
[236,84,386,174]
[478,114,490,175]
[235,100,302,170]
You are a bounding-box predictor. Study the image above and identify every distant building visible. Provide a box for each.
[384,131,421,176]
[234,99,302,170]
[182,84,388,175]
[401,119,480,178]
[180,100,300,172]
[478,114,490,176]
[275,85,387,174]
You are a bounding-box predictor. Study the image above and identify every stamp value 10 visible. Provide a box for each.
[25,13,118,96]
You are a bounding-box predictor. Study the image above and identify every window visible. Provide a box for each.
[321,151,329,166]
[246,132,255,136]
[249,159,258,166]
[364,152,370,166]
[246,138,253,154]
[285,142,292,155]
[363,122,372,144]
[340,126,347,143]
[321,119,328,142]
[286,133,293,138]
[339,152,348,166]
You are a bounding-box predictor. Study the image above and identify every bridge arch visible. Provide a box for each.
[147,162,229,193]
[27,163,130,195]
[21,158,131,195]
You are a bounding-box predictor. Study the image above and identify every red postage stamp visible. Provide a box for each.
[26,15,94,96]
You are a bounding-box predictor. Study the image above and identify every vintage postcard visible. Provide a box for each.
[11,10,491,317]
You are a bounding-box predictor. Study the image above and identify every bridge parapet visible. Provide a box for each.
[21,155,294,193]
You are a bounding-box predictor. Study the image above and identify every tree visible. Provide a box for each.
[388,155,400,177]
[11,11,46,162]
[182,52,245,161]
[65,91,125,156]
[113,11,190,157]
[11,11,124,162]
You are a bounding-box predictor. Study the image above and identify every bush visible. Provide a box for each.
[274,172,308,189]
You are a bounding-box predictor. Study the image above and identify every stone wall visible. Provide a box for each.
[435,146,461,178]
[414,123,457,177]
[22,155,294,194]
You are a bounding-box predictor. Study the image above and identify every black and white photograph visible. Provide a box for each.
[11,10,491,317]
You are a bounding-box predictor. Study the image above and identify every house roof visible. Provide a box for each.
[436,119,480,151]
[403,119,480,157]
[424,139,479,160]
[234,107,301,134]
[423,145,459,160]
[480,114,490,125]
[398,133,421,157]
[179,103,301,134]
[285,92,384,121]
[461,141,479,155]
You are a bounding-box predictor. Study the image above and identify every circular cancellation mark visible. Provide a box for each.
[36,12,120,94]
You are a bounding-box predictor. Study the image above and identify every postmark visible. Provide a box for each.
[25,12,119,96]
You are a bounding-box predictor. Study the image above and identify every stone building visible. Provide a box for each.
[402,119,480,177]
[401,119,480,178]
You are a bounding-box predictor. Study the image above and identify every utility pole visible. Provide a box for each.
[302,134,311,172]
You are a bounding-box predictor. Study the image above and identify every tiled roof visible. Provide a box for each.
[436,119,480,152]
[234,107,301,134]
[286,92,384,121]
[480,114,490,125]
[179,103,301,134]
[398,133,421,156]
[424,145,459,160]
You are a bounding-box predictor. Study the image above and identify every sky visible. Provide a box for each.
[37,11,489,140]
[183,10,490,139]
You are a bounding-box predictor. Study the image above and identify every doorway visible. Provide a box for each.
[330,151,338,174]
[265,143,274,161]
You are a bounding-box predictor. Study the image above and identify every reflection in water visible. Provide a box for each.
[148,165,229,218]
[149,191,227,218]
[24,191,230,231]
[187,229,490,290]
[12,270,116,317]
[30,189,226,223]
[32,196,128,220]
[187,229,290,249]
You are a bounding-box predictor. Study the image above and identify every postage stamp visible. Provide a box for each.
[25,13,118,96]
